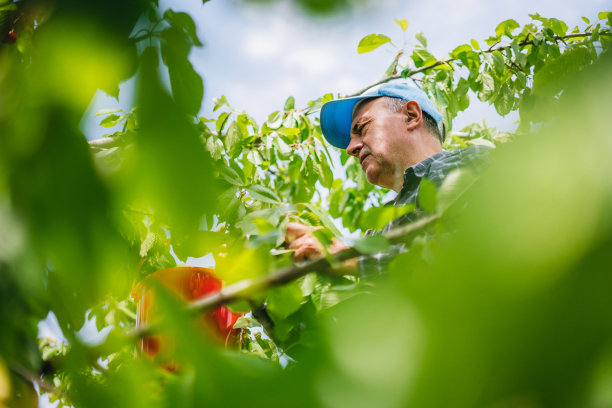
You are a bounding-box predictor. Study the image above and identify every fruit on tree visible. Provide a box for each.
[133,267,241,357]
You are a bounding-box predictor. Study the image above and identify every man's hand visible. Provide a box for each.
[285,222,348,262]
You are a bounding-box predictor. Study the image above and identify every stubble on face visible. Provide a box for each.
[350,98,410,190]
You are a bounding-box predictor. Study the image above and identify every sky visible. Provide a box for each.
[83,0,611,139]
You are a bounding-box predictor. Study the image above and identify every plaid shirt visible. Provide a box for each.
[359,145,491,276]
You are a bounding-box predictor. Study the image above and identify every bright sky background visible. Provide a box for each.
[83,0,610,139]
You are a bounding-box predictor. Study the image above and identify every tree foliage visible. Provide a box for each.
[1,1,612,407]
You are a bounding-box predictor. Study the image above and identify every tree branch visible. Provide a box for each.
[346,31,610,97]
[123,214,440,341]
[187,214,439,314]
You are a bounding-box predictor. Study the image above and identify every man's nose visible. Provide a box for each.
[346,138,362,157]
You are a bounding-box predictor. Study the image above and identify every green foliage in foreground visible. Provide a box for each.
[1,1,612,407]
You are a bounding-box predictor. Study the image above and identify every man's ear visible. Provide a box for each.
[401,100,423,131]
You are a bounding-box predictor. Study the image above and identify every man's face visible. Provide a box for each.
[347,97,411,190]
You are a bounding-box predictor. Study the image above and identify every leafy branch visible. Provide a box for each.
[129,214,439,342]
[348,31,611,97]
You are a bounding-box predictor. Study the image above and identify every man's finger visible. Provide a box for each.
[294,246,319,262]
[289,235,320,251]
[285,222,310,244]
[285,222,322,244]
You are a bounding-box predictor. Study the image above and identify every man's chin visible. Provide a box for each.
[364,167,379,186]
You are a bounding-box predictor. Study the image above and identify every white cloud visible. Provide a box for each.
[243,29,287,59]
[283,43,343,76]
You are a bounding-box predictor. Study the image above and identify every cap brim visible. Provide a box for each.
[320,96,368,149]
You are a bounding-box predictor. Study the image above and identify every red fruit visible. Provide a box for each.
[5,30,17,44]
[132,267,241,359]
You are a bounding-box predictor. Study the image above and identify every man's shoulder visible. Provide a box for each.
[433,145,491,167]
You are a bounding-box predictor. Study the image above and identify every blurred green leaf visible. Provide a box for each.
[353,235,390,254]
[415,31,427,47]
[266,282,304,321]
[395,18,408,31]
[359,204,415,231]
[99,114,123,127]
[417,178,437,212]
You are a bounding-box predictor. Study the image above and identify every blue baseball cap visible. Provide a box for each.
[319,82,443,149]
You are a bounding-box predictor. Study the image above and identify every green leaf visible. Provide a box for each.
[495,19,520,39]
[246,184,281,204]
[353,235,390,254]
[395,18,408,31]
[470,39,480,50]
[99,114,123,127]
[302,203,341,237]
[598,11,612,21]
[581,16,590,24]
[219,165,244,186]
[266,282,304,321]
[358,34,392,54]
[451,44,472,58]
[95,108,121,116]
[173,230,227,259]
[225,122,241,150]
[436,169,477,213]
[411,46,436,68]
[216,246,268,284]
[216,112,230,132]
[319,153,334,189]
[491,51,505,76]
[247,150,262,166]
[213,95,228,112]
[384,56,400,77]
[139,231,156,257]
[274,136,292,157]
[547,18,568,36]
[359,204,415,231]
[478,71,496,101]
[205,136,225,160]
[162,28,204,116]
[494,84,514,116]
[284,96,295,111]
[533,45,590,97]
[417,178,437,212]
[237,206,285,235]
[0,2,17,11]
[267,111,283,129]
[233,316,262,329]
[278,127,300,136]
[415,32,427,47]
[163,9,202,46]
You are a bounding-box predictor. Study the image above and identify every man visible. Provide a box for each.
[286,82,489,268]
